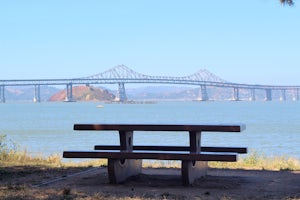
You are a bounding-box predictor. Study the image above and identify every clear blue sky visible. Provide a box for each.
[0,1,299,85]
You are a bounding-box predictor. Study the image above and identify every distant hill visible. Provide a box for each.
[126,85,280,101]
[126,85,198,101]
[5,86,60,102]
[49,85,115,102]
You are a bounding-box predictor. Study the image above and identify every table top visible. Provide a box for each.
[74,123,246,132]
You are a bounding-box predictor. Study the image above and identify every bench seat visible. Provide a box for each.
[63,151,237,162]
[94,145,247,154]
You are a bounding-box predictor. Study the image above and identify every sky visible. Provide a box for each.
[0,0,299,85]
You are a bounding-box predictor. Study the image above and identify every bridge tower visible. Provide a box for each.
[0,85,5,103]
[280,89,286,101]
[33,85,41,103]
[265,89,272,101]
[292,88,299,101]
[233,87,240,101]
[197,85,209,101]
[249,89,256,101]
[115,82,127,102]
[64,83,74,102]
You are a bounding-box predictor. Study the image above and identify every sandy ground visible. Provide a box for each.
[1,166,300,199]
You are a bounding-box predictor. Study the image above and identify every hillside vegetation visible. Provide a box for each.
[49,85,115,102]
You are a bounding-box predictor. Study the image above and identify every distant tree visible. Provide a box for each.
[280,0,294,6]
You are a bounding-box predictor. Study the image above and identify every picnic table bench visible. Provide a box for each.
[63,123,247,185]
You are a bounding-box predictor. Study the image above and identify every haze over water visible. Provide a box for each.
[1,101,299,159]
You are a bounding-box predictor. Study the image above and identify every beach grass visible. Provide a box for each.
[1,135,300,200]
[209,150,300,171]
[0,134,107,168]
[142,151,300,171]
[1,134,299,170]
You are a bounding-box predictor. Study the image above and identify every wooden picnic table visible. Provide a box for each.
[63,123,247,185]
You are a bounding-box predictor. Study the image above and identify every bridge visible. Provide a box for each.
[0,65,299,102]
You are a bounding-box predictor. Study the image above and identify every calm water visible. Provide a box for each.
[0,101,299,159]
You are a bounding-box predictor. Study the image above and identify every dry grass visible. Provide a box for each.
[1,134,300,171]
[142,160,181,168]
[0,134,106,169]
[142,151,300,171]
[1,134,300,200]
[209,151,300,171]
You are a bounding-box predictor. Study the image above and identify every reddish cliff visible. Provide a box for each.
[49,86,115,102]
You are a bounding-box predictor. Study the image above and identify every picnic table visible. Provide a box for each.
[63,123,247,185]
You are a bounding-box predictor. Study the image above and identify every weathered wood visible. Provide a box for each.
[94,145,247,153]
[189,131,201,153]
[74,123,245,132]
[63,151,237,162]
[119,131,133,151]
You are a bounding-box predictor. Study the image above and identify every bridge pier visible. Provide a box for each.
[0,85,5,103]
[249,89,256,101]
[280,89,286,101]
[33,85,41,103]
[65,83,74,102]
[115,83,127,102]
[197,85,209,101]
[233,87,240,101]
[292,88,299,101]
[265,89,272,101]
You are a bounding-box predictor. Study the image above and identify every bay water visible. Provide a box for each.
[0,101,299,159]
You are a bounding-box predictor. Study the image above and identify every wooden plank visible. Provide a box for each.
[94,145,247,154]
[202,146,247,154]
[63,151,237,162]
[74,123,245,132]
[189,131,201,153]
[118,131,133,151]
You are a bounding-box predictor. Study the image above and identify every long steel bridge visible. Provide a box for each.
[0,65,299,102]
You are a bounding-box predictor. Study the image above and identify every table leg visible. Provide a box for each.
[107,131,142,183]
[181,131,208,185]
[181,160,208,185]
[108,158,142,183]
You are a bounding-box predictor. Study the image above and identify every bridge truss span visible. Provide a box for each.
[1,65,299,102]
[81,65,228,84]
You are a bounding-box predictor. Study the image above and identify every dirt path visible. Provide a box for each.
[34,167,300,199]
